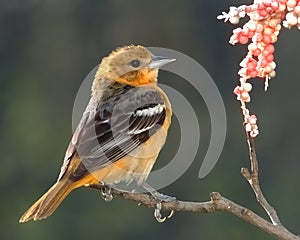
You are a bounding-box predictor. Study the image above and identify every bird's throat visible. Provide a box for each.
[117,69,158,86]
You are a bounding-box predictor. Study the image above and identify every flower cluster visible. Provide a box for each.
[218,0,300,137]
[245,113,259,138]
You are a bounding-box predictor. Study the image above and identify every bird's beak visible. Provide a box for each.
[148,56,176,69]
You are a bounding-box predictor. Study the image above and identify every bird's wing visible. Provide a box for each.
[58,84,168,181]
[57,111,90,181]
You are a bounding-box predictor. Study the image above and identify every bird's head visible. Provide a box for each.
[95,45,175,86]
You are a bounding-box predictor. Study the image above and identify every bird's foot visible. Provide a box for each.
[100,183,113,202]
[152,192,176,202]
[154,202,175,223]
[142,183,176,222]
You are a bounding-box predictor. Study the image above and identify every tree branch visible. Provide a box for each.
[87,119,298,239]
[241,132,281,225]
[89,184,299,240]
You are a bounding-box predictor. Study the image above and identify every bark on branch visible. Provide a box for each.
[89,184,299,240]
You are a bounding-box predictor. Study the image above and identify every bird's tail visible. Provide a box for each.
[19,180,73,223]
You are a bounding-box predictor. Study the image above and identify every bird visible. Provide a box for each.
[19,45,175,223]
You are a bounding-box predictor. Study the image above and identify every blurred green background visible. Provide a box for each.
[1,0,299,239]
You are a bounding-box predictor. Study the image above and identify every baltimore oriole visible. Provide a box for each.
[19,45,175,222]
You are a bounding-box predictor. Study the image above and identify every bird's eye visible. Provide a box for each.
[130,59,141,68]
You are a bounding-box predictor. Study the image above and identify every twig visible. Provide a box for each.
[89,184,299,240]
[241,132,281,225]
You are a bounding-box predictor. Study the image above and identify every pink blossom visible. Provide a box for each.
[218,0,300,137]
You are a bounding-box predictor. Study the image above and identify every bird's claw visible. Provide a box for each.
[100,184,113,202]
[152,193,176,223]
[154,202,174,223]
[142,183,176,222]
[154,202,166,222]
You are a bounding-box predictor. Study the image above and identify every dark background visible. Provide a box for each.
[1,0,299,239]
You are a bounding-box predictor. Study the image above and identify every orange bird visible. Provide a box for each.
[19,45,175,222]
